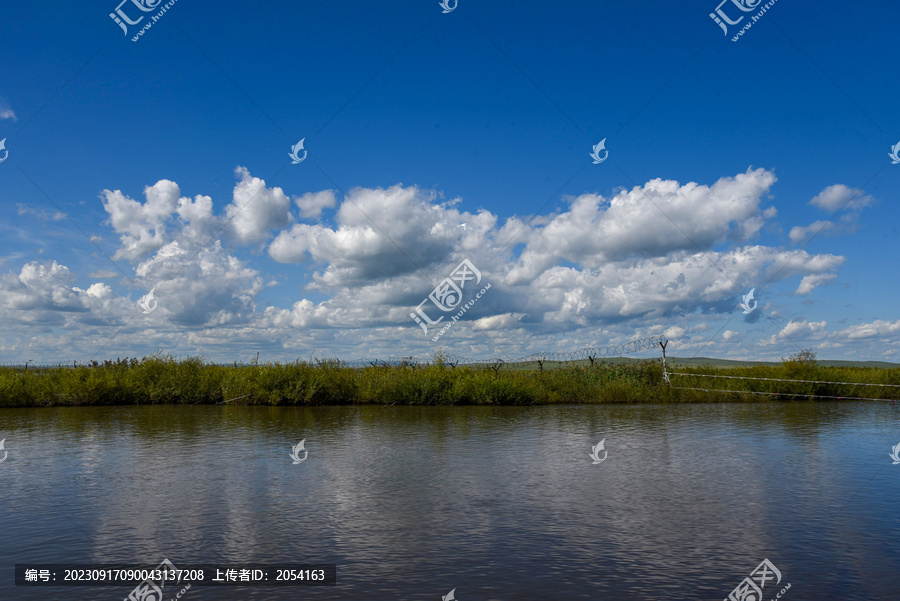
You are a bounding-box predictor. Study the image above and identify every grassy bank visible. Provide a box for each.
[1,352,898,408]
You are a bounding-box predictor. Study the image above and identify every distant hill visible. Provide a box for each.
[499,355,900,371]
[2,356,897,371]
[536,356,900,370]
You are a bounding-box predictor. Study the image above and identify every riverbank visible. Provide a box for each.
[1,354,898,408]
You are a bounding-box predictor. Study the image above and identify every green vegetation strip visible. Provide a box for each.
[1,351,898,407]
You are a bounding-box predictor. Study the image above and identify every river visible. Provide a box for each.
[1,402,899,600]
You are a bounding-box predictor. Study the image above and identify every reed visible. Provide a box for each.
[0,351,897,408]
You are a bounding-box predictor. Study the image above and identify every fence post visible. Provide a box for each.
[659,340,670,386]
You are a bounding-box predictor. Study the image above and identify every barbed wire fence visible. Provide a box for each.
[659,341,900,403]
[345,335,665,370]
[0,360,82,370]
[0,335,666,370]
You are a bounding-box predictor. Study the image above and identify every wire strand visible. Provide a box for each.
[667,372,900,388]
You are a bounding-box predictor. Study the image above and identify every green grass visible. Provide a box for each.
[1,351,898,408]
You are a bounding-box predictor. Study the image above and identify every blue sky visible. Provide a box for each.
[0,0,897,363]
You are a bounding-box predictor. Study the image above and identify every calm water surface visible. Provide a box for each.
[1,402,899,600]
